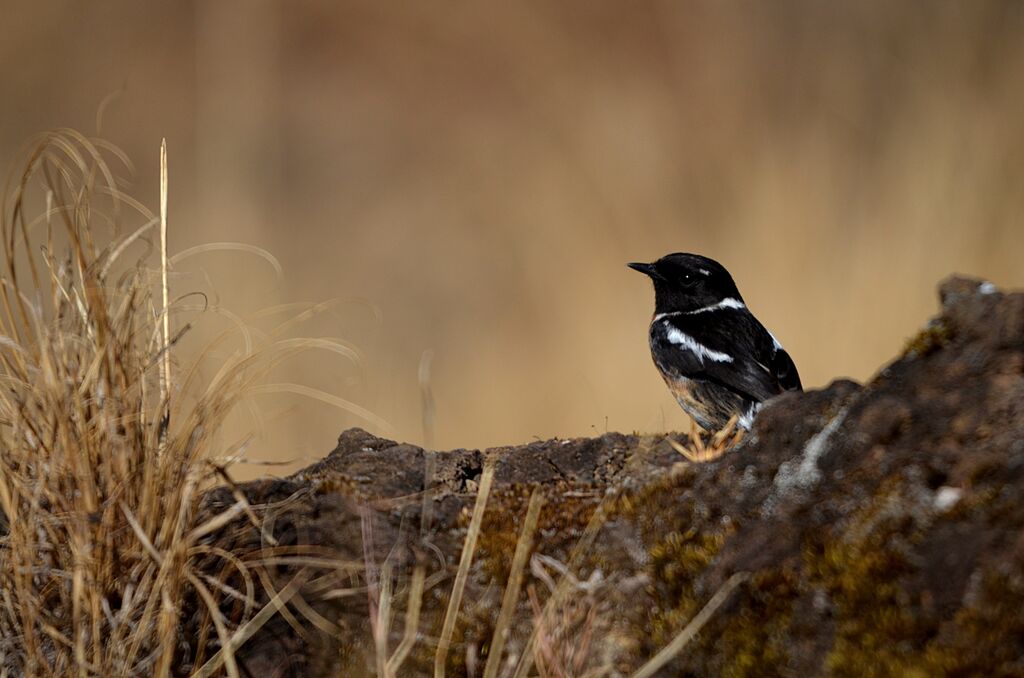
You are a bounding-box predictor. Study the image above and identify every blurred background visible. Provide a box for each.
[3,1,1023,476]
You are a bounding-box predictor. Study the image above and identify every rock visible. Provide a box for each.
[191,276,1024,677]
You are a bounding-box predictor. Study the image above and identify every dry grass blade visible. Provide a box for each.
[418,348,436,448]
[248,382,394,433]
[483,488,544,678]
[374,561,394,678]
[385,565,426,676]
[434,462,496,678]
[630,572,749,678]
[360,505,388,677]
[159,139,170,446]
[169,241,284,279]
[192,569,310,678]
[186,572,241,678]
[186,500,248,542]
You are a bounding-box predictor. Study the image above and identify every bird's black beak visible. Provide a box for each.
[628,262,661,279]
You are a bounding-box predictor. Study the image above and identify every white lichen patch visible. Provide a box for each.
[764,406,851,516]
[777,407,850,491]
[933,486,963,512]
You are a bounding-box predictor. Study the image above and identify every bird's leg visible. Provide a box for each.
[671,417,744,463]
[702,415,744,461]
[667,420,707,463]
[711,415,740,448]
[688,419,706,456]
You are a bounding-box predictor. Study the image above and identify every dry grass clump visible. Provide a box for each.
[0,130,315,676]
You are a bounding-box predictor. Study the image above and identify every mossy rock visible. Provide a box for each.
[187,277,1024,676]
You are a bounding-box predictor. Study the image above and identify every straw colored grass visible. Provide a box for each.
[482,488,544,678]
[433,462,495,678]
[0,130,364,676]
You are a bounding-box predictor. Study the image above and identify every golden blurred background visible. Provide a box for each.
[3,1,1023,476]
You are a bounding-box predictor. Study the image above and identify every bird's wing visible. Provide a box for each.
[652,311,800,403]
[769,345,802,391]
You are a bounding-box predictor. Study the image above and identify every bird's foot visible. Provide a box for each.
[669,416,744,462]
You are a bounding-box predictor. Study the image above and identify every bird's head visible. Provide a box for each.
[628,252,742,313]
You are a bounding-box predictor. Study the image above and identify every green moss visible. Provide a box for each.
[646,525,726,644]
[902,320,953,358]
[611,470,731,649]
[404,458,1024,677]
[799,470,1024,677]
[715,569,798,678]
[812,514,1024,676]
[472,484,535,581]
[806,479,931,677]
[920,568,1024,675]
[615,471,802,677]
[815,538,920,676]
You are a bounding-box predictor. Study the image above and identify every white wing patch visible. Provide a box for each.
[664,325,734,363]
[767,330,783,351]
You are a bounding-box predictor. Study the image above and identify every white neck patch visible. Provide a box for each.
[654,298,745,322]
[689,297,745,314]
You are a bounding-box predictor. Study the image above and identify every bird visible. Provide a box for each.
[628,253,801,432]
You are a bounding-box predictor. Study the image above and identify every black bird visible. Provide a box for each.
[629,253,801,431]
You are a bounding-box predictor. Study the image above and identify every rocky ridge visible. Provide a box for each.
[195,276,1024,677]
